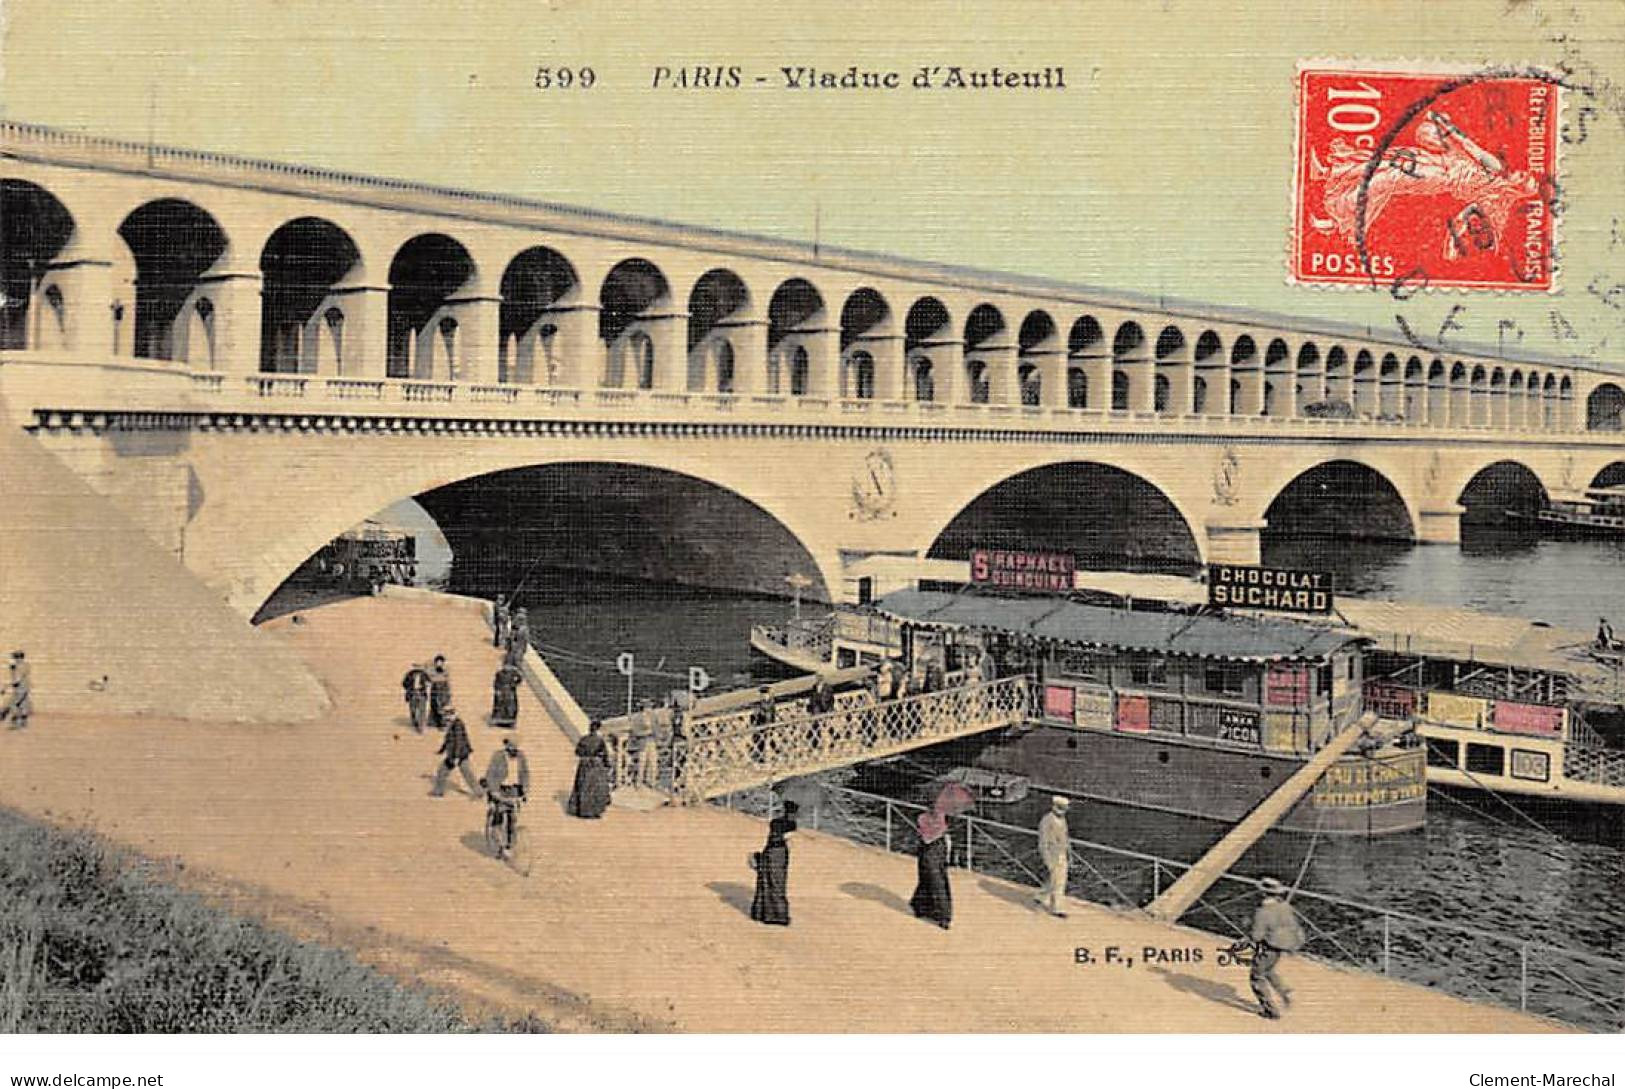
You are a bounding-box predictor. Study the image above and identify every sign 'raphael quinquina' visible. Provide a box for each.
[1207,563,1334,615]
[969,548,1076,592]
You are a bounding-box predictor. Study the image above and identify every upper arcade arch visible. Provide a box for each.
[688,267,754,392]
[0,179,77,352]
[500,246,582,385]
[601,257,673,390]
[387,233,478,381]
[258,217,363,375]
[767,277,827,397]
[118,198,231,365]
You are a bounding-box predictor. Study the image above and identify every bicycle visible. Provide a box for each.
[484,782,531,876]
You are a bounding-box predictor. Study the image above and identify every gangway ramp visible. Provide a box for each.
[1144,716,1371,922]
[673,677,1031,802]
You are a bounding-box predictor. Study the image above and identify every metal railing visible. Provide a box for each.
[676,677,1030,802]
[713,783,1624,1031]
[1564,743,1625,788]
[752,615,836,663]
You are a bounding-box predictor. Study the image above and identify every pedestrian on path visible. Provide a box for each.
[427,655,453,730]
[482,735,530,800]
[493,596,511,649]
[504,608,531,668]
[1034,795,1071,917]
[401,663,430,733]
[490,662,521,728]
[1,651,31,730]
[567,720,613,818]
[431,708,481,799]
[909,783,971,930]
[634,701,662,788]
[749,800,799,926]
[1246,877,1305,1020]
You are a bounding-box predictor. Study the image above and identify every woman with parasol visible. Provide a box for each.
[910,781,973,930]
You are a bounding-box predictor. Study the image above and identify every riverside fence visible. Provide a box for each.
[715,783,1624,1032]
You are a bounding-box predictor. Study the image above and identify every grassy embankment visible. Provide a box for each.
[0,807,545,1032]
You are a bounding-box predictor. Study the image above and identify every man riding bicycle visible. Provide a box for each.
[482,736,531,861]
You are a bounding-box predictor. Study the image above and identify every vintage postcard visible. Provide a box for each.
[0,0,1622,1080]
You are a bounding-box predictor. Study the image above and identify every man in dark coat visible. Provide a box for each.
[426,655,453,730]
[401,664,430,733]
[430,708,480,798]
[504,608,531,667]
[493,596,511,649]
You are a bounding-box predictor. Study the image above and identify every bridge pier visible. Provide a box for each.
[1204,517,1265,566]
[1417,504,1464,546]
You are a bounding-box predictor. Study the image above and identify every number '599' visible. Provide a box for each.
[535,67,597,90]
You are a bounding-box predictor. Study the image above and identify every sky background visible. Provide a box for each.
[1,0,1621,364]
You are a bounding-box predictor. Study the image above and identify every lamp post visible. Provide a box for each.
[785,572,813,620]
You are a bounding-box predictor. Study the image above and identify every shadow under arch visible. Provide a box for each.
[923,461,1202,574]
[1456,460,1549,530]
[250,460,834,620]
[1263,459,1415,543]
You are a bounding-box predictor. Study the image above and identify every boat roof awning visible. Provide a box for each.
[870,588,1360,663]
[1067,571,1602,680]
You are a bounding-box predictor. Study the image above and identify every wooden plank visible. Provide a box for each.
[1144,716,1371,922]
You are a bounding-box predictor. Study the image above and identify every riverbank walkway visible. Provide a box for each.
[0,594,1558,1033]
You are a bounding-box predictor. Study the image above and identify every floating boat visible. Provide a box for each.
[761,588,1427,836]
[941,766,1030,805]
[1509,484,1625,538]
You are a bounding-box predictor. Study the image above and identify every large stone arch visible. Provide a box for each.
[1259,458,1418,543]
[1455,460,1550,528]
[232,447,845,618]
[920,459,1204,574]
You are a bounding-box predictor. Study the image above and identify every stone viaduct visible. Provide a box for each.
[2,120,1623,616]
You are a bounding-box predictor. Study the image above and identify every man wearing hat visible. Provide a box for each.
[1034,795,1071,917]
[430,707,480,799]
[1247,877,1306,1019]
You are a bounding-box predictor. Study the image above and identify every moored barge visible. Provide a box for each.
[825,588,1427,836]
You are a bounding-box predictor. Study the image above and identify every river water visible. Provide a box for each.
[474,532,1622,1024]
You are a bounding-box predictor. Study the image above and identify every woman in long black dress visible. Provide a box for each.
[909,783,972,930]
[750,801,799,926]
[490,663,521,728]
[568,720,613,818]
[910,805,953,929]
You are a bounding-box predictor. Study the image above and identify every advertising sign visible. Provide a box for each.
[1264,665,1310,708]
[1074,685,1114,730]
[1114,693,1150,733]
[1364,682,1420,720]
[1042,685,1075,722]
[969,548,1075,592]
[1425,691,1488,729]
[1491,701,1565,738]
[1207,564,1333,614]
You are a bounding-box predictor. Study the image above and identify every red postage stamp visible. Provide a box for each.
[1291,63,1560,292]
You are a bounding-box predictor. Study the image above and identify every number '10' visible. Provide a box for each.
[1327,81,1382,135]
